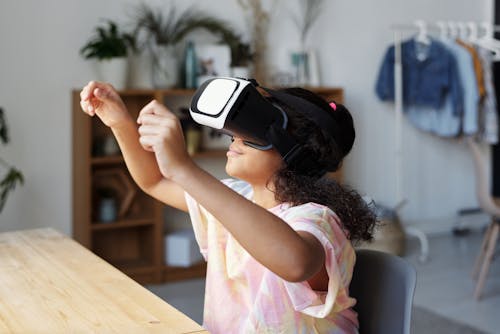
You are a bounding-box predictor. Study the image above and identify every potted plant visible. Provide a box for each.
[132,3,240,88]
[0,108,24,213]
[80,20,135,90]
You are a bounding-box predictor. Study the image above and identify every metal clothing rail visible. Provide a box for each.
[392,27,429,262]
[389,22,500,262]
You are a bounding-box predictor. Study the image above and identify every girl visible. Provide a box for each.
[79,81,376,333]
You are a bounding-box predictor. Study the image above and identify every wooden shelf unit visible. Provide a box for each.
[72,87,343,285]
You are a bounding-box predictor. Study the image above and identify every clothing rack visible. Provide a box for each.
[388,21,500,262]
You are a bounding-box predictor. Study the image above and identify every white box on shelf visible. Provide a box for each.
[164,228,203,267]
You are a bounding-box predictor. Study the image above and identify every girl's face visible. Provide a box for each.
[225,137,284,185]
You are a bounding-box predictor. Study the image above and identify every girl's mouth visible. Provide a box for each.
[227,145,243,156]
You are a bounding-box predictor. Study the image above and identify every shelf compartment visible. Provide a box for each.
[92,226,154,269]
[91,167,155,222]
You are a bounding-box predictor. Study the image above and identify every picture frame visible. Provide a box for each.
[196,44,231,86]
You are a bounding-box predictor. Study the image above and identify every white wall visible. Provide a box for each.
[0,0,493,234]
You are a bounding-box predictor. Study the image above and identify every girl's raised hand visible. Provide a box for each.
[79,81,131,128]
[137,100,192,179]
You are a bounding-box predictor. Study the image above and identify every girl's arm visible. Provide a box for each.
[137,102,326,283]
[176,164,326,282]
[79,81,188,212]
[110,119,187,211]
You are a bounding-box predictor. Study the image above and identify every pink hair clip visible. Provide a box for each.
[329,102,337,111]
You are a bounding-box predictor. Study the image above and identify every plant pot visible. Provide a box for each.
[151,44,179,88]
[94,57,128,90]
[128,50,153,89]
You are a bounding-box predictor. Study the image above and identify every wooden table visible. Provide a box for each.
[0,228,208,333]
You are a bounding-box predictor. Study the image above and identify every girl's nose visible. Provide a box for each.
[232,136,244,144]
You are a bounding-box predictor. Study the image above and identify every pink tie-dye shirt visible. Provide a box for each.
[185,179,359,334]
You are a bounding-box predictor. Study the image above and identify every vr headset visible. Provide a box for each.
[189,77,339,173]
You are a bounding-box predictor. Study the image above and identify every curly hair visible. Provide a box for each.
[269,88,377,242]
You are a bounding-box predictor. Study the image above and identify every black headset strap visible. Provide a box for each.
[263,89,341,142]
[266,124,300,164]
[268,124,327,176]
[248,81,336,175]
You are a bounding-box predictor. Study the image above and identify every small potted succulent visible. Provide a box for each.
[80,20,135,90]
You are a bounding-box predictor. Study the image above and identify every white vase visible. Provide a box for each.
[94,57,128,90]
[128,50,153,89]
[151,44,179,88]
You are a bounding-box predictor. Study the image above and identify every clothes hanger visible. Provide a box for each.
[436,21,449,40]
[467,21,478,42]
[447,21,459,38]
[414,20,431,45]
[474,22,500,60]
[457,22,469,40]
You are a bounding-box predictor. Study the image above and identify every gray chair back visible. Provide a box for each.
[350,249,417,334]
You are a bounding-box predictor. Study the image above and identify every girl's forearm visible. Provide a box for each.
[110,119,163,191]
[173,162,321,281]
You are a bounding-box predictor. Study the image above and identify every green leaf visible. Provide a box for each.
[0,108,8,144]
[80,20,133,60]
[0,111,24,213]
[0,168,24,212]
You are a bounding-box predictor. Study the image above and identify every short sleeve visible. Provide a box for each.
[184,190,210,260]
[184,178,252,261]
[280,204,354,319]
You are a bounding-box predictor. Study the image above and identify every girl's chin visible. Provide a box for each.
[225,166,238,178]
[225,163,246,180]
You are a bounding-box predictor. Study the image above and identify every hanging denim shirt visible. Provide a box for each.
[447,39,479,135]
[404,38,479,137]
[375,38,463,115]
